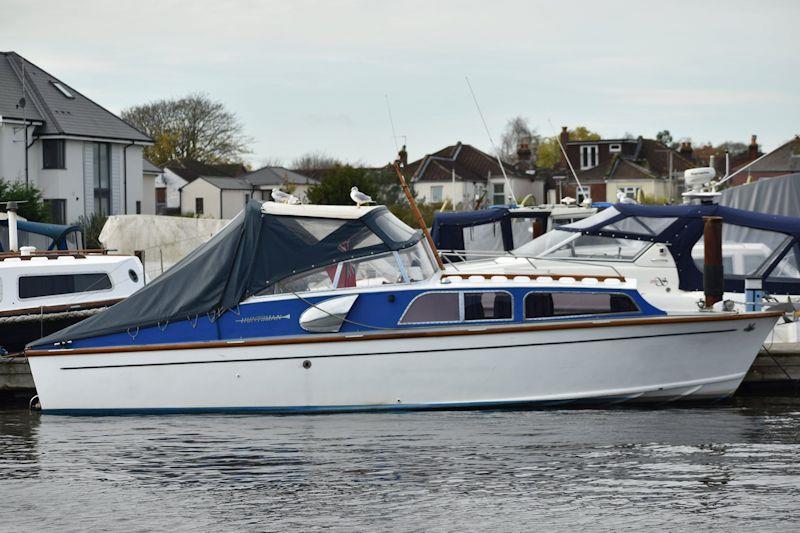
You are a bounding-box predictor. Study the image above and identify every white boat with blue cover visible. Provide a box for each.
[25,201,780,414]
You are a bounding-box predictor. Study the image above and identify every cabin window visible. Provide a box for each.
[400,292,460,324]
[273,266,335,295]
[464,291,513,321]
[93,143,112,216]
[372,210,417,243]
[397,241,437,282]
[430,185,443,203]
[19,273,112,299]
[691,224,791,277]
[540,232,650,261]
[343,254,404,288]
[42,139,66,169]
[601,216,678,236]
[580,145,598,170]
[768,243,800,280]
[525,291,638,319]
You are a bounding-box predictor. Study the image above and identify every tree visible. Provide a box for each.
[499,116,540,163]
[716,141,748,155]
[0,179,49,222]
[656,129,674,147]
[536,126,601,168]
[290,151,343,172]
[122,93,252,165]
[306,165,379,205]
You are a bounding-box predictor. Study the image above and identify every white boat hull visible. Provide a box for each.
[28,314,777,414]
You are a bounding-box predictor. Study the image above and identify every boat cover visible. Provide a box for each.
[432,208,550,253]
[561,203,800,294]
[720,173,800,218]
[0,220,83,251]
[29,201,421,347]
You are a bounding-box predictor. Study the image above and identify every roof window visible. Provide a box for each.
[51,81,75,99]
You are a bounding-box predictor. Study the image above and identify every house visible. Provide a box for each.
[0,52,153,223]
[555,127,694,203]
[179,166,317,218]
[727,135,800,186]
[142,158,162,215]
[404,142,542,208]
[156,159,248,214]
[677,135,762,179]
[237,166,319,202]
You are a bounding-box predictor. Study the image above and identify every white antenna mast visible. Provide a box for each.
[384,93,400,153]
[547,119,585,201]
[465,76,518,205]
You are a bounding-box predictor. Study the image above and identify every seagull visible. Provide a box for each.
[271,189,300,204]
[350,186,374,207]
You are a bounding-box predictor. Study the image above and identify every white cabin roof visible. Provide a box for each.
[261,202,382,219]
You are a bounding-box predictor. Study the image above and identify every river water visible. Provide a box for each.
[1,398,799,532]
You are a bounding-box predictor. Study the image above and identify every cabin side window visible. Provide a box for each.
[400,292,460,324]
[524,291,638,319]
[18,273,112,299]
[464,291,513,321]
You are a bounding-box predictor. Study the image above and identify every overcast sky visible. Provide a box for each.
[2,0,798,167]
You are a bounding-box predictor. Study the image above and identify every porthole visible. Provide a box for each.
[128,269,139,283]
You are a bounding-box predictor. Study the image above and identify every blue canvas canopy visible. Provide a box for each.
[0,219,83,251]
[560,203,800,294]
[432,208,550,255]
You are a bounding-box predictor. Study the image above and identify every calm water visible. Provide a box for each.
[1,398,800,532]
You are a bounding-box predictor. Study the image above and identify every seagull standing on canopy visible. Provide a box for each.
[271,189,300,204]
[350,186,374,207]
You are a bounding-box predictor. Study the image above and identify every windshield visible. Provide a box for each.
[514,229,650,261]
[514,230,574,256]
[561,207,620,230]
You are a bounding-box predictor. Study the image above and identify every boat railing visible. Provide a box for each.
[440,272,627,284]
[0,249,110,262]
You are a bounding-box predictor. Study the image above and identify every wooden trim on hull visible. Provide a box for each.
[25,310,782,357]
[0,298,123,318]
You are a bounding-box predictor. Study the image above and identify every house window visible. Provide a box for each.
[580,145,599,170]
[576,186,591,204]
[42,139,65,169]
[44,199,67,225]
[92,143,111,216]
[156,188,166,205]
[51,81,75,99]
[492,182,505,205]
[609,143,622,153]
[430,186,443,203]
[618,186,640,200]
[195,197,204,215]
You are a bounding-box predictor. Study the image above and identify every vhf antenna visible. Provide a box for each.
[465,76,518,206]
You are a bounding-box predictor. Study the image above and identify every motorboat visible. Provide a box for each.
[432,204,596,261]
[0,206,144,354]
[447,203,800,340]
[26,201,780,414]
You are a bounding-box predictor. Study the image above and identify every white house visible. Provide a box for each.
[141,158,162,215]
[179,166,318,218]
[0,52,153,223]
[403,142,543,208]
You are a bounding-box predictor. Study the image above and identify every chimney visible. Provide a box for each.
[516,137,532,163]
[748,134,759,159]
[679,141,693,161]
[398,145,408,167]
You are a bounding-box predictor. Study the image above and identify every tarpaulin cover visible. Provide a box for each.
[29,201,420,347]
[561,203,800,294]
[720,173,800,218]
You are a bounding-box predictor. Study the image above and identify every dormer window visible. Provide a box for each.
[609,143,622,153]
[51,81,74,99]
[580,145,598,170]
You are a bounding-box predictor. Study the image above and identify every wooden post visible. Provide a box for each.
[392,162,445,270]
[532,218,544,239]
[703,216,724,308]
